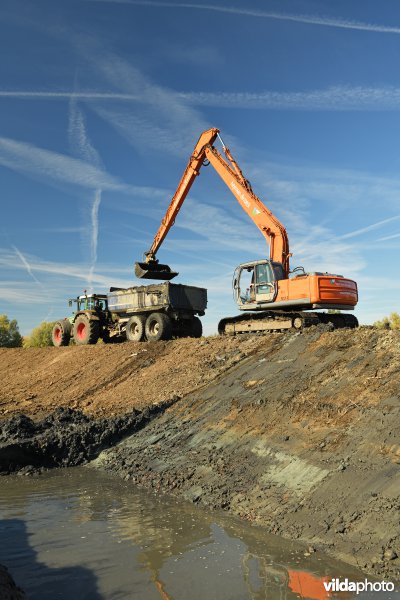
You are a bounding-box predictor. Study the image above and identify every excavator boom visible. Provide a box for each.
[135,128,290,279]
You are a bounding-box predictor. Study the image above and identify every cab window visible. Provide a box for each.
[96,299,107,310]
[239,267,255,302]
[255,263,273,291]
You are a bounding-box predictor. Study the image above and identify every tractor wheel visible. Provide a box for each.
[73,315,100,345]
[52,320,71,347]
[145,313,172,342]
[126,315,146,342]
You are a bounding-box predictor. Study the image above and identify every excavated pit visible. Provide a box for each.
[0,403,175,475]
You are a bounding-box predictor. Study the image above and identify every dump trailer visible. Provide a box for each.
[51,283,207,346]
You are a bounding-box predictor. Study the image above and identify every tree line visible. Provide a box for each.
[0,315,55,347]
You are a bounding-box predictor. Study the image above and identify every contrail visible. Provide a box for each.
[340,215,400,239]
[3,86,400,112]
[0,91,140,100]
[178,86,400,111]
[87,189,102,290]
[68,93,103,291]
[86,0,400,35]
[12,245,42,285]
[68,94,103,167]
[377,232,400,242]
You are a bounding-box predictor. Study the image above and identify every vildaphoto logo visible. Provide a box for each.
[323,578,396,594]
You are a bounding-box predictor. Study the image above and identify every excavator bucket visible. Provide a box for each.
[134,261,178,280]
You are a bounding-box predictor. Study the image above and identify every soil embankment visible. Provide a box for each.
[0,328,399,579]
[0,335,265,418]
[93,327,400,579]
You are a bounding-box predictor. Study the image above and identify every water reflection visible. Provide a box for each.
[0,517,104,599]
[0,468,392,599]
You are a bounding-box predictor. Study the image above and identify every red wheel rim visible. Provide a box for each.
[54,328,61,343]
[77,322,86,340]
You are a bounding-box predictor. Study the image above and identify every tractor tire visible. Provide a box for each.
[73,315,100,345]
[145,312,172,342]
[52,320,71,347]
[126,315,146,342]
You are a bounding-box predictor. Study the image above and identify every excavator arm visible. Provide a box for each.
[203,140,290,275]
[135,128,290,280]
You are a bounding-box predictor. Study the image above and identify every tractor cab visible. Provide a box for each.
[68,293,108,313]
[233,260,284,308]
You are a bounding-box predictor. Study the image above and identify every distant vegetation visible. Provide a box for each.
[23,321,56,348]
[374,312,400,330]
[0,314,23,347]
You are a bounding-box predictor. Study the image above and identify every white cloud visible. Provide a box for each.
[71,41,209,155]
[0,135,123,191]
[0,248,131,289]
[0,135,167,199]
[0,282,49,304]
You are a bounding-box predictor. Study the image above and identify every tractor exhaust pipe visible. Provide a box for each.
[134,261,178,281]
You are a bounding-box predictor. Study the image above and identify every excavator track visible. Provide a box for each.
[218,311,358,336]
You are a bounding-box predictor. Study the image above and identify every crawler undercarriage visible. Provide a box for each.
[218,311,358,335]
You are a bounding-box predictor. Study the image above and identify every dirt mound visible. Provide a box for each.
[0,335,267,420]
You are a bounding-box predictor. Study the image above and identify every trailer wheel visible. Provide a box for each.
[190,317,203,338]
[126,315,146,342]
[180,317,203,338]
[52,320,71,347]
[145,313,172,342]
[73,315,100,345]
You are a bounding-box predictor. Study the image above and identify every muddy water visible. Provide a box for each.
[0,468,395,599]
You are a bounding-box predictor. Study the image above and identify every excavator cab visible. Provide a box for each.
[234,260,281,308]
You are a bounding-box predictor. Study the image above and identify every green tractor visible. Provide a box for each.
[52,282,207,346]
[52,293,111,347]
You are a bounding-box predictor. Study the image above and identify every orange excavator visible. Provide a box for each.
[135,128,358,333]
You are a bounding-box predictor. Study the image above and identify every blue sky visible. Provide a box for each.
[1,0,400,335]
